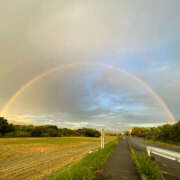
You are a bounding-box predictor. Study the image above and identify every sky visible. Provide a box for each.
[0,0,180,131]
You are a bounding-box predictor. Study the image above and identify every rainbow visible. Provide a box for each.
[0,62,176,123]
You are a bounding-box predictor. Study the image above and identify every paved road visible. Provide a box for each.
[128,136,180,180]
[94,138,139,180]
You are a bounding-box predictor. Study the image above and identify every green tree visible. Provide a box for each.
[0,117,14,135]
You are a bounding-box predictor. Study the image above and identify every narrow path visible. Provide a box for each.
[94,138,139,180]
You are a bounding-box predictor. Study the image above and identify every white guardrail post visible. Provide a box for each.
[146,146,180,163]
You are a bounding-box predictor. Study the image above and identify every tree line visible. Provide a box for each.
[130,121,180,143]
[0,117,101,137]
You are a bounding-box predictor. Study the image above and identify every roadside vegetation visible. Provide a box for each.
[130,148,164,180]
[0,117,100,137]
[39,137,119,180]
[129,121,180,145]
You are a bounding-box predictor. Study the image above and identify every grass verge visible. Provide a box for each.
[145,139,180,149]
[39,137,120,180]
[130,147,164,180]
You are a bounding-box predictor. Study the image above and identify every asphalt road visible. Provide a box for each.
[128,136,180,180]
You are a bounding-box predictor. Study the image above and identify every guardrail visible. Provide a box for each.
[146,146,180,163]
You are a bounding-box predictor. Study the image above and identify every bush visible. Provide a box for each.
[131,149,164,180]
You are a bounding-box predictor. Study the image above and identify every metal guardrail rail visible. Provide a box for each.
[146,146,180,163]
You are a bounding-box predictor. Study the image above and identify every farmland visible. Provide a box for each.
[0,136,116,180]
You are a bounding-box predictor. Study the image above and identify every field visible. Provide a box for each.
[0,136,116,180]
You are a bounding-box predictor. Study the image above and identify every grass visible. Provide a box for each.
[40,137,120,180]
[0,137,100,145]
[145,139,180,149]
[0,136,116,180]
[130,148,164,180]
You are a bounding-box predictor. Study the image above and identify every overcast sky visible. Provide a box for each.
[0,0,180,131]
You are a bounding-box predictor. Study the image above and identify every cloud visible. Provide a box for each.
[0,0,179,130]
[4,65,172,130]
[158,65,169,72]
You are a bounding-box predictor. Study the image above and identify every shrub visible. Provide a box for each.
[131,149,164,180]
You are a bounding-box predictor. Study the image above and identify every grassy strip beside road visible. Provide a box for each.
[41,137,120,180]
[145,139,180,149]
[130,147,164,180]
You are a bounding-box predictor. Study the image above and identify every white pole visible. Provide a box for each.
[101,129,102,149]
[101,129,104,149]
[103,129,104,149]
[101,129,102,148]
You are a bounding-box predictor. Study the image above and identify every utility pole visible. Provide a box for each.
[101,128,104,149]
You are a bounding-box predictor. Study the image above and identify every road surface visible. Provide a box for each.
[128,136,180,180]
[95,138,139,180]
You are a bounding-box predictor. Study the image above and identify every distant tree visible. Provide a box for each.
[0,117,14,135]
[77,128,101,137]
[131,121,180,144]
[31,127,43,137]
[169,121,180,142]
[59,128,76,136]
[131,127,149,137]
[44,125,58,137]
[157,124,172,141]
[0,117,101,138]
